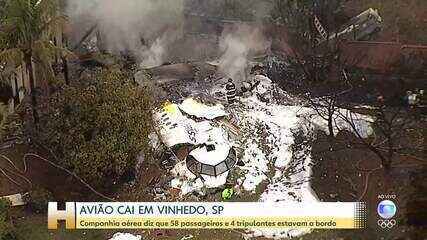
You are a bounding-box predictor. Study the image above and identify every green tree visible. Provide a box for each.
[0,0,66,123]
[35,68,154,189]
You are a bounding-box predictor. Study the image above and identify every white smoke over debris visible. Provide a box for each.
[218,24,271,82]
[66,0,184,68]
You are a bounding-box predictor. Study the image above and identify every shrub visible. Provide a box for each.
[27,187,53,214]
[35,68,154,189]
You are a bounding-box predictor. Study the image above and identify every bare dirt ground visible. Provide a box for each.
[0,143,108,201]
[310,129,427,240]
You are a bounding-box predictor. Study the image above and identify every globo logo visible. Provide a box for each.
[377,200,397,219]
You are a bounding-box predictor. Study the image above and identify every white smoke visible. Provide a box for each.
[139,37,166,69]
[218,24,271,82]
[66,0,184,67]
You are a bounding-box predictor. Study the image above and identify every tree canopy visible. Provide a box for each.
[0,0,64,68]
[35,68,154,188]
[0,0,67,122]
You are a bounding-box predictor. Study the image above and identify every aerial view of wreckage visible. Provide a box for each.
[0,1,426,240]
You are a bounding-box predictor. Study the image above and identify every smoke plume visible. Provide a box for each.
[218,24,271,82]
[66,0,184,68]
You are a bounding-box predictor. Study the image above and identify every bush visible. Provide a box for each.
[27,187,53,214]
[35,68,154,189]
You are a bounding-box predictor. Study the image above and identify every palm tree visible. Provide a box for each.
[0,0,66,123]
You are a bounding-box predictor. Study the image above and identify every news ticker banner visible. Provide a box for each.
[48,202,367,230]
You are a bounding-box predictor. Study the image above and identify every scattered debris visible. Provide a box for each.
[406,89,425,107]
[136,63,194,87]
[325,8,382,44]
[187,145,237,177]
[153,98,240,195]
[153,187,166,201]
[0,193,28,207]
[108,233,141,240]
[180,234,194,240]
[179,98,227,120]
